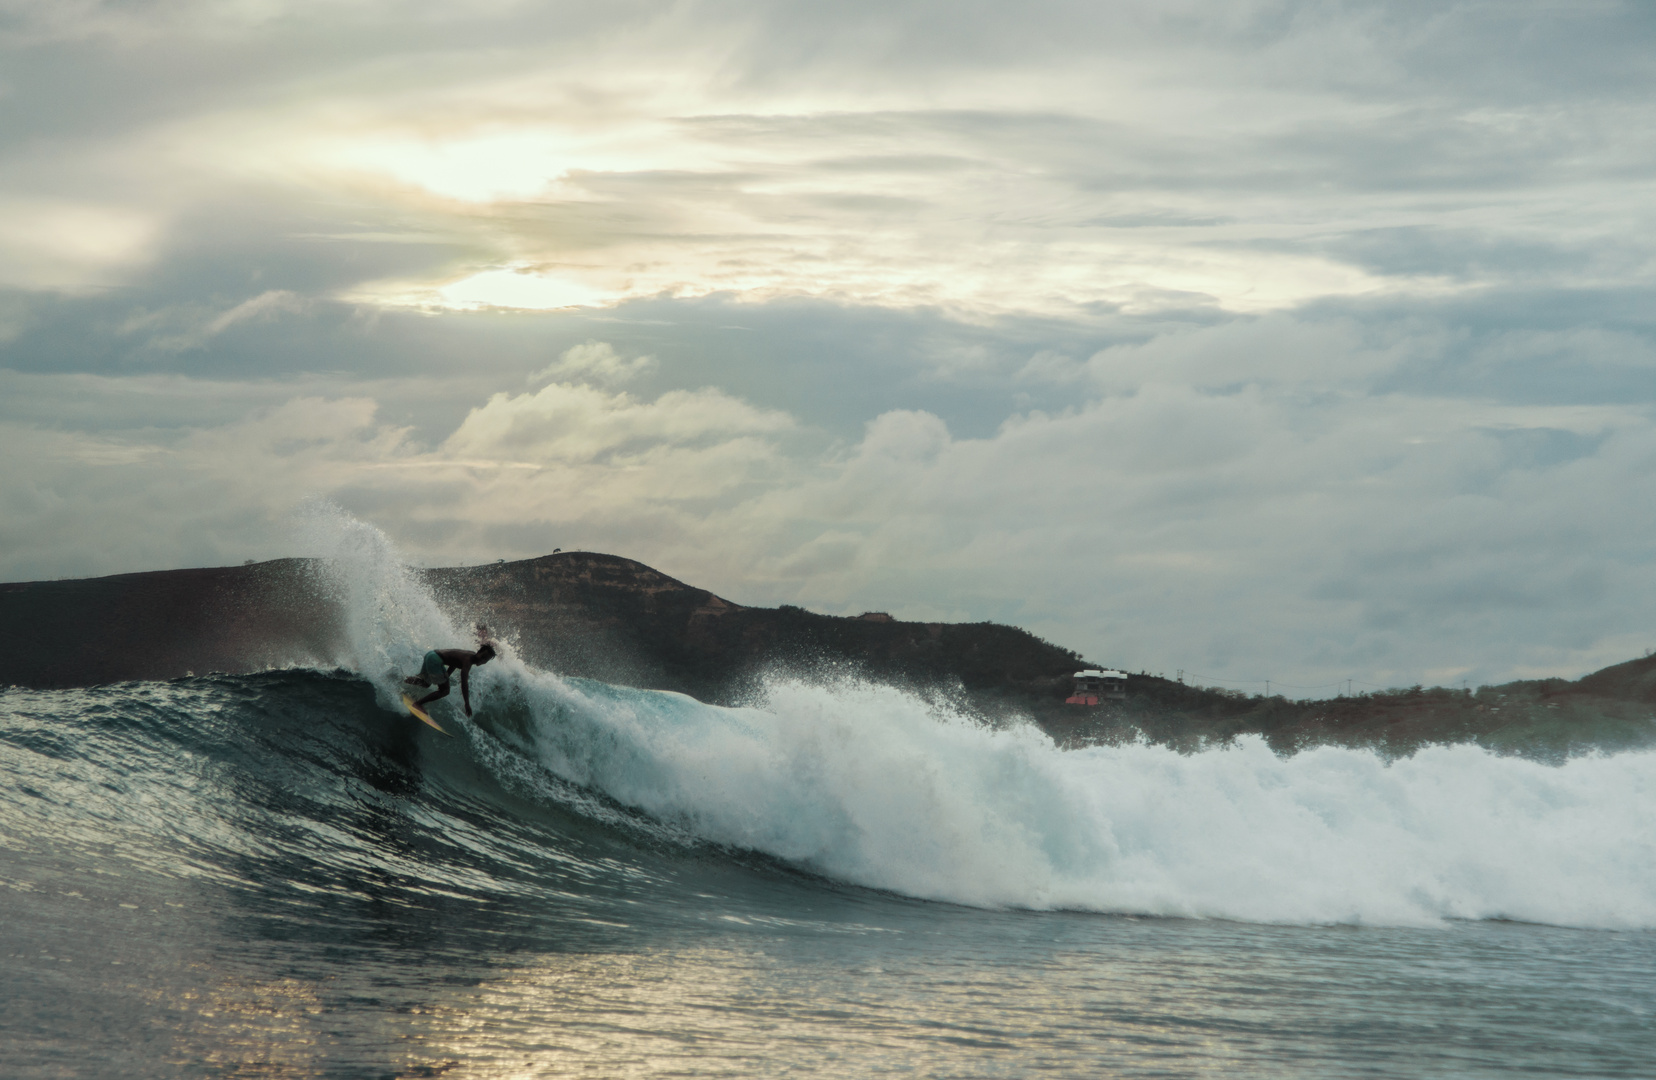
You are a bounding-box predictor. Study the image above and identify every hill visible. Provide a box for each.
[5,551,1653,753]
[0,552,1085,711]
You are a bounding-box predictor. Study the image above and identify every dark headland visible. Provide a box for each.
[5,551,1654,754]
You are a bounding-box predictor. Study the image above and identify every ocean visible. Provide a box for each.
[4,531,1654,1077]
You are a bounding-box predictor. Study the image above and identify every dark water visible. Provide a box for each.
[3,669,1654,1078]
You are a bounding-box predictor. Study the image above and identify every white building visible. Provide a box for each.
[1066,668,1128,705]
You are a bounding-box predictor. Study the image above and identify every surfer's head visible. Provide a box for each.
[475,642,497,665]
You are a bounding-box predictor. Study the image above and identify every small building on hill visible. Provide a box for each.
[858,611,893,623]
[1066,668,1127,705]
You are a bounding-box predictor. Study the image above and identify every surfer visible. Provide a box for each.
[404,641,496,717]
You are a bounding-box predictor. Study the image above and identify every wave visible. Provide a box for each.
[461,664,1654,929]
[9,507,1652,934]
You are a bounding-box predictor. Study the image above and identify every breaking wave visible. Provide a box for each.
[294,509,1656,929]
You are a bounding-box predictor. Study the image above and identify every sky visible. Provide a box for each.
[3,0,1655,695]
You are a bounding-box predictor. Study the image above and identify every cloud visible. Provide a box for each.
[116,290,310,353]
[0,395,405,578]
[0,199,160,291]
[3,1,1655,693]
[8,1,1652,322]
[5,320,1656,691]
[442,379,794,468]
[527,341,655,386]
[1077,315,1405,393]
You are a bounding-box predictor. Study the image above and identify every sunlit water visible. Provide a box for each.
[3,520,1653,1077]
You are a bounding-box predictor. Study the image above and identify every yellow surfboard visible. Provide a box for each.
[402,695,452,737]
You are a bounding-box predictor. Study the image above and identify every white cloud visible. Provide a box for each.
[0,199,160,292]
[116,290,309,352]
[431,270,611,312]
[442,380,793,467]
[527,341,655,386]
[1081,316,1408,392]
[0,396,405,577]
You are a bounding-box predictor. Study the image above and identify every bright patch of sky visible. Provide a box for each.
[3,0,1655,692]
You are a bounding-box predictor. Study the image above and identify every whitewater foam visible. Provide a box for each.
[494,670,1656,929]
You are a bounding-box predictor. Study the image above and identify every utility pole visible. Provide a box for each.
[1265,679,1270,697]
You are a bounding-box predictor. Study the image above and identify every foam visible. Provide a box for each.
[508,671,1656,929]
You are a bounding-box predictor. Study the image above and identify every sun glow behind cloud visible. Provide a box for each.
[319,118,1434,318]
[203,49,1451,319]
[323,126,684,203]
[114,12,1535,321]
[436,268,611,310]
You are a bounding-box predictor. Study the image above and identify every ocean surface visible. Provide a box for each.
[4,529,1655,1078]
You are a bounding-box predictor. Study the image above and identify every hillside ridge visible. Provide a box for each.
[5,552,1652,753]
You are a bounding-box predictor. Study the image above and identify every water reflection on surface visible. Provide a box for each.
[9,789,1656,1080]
[305,910,1656,1079]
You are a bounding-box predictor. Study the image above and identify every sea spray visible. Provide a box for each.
[293,503,468,695]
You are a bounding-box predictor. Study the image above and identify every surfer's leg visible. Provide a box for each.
[416,682,450,707]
